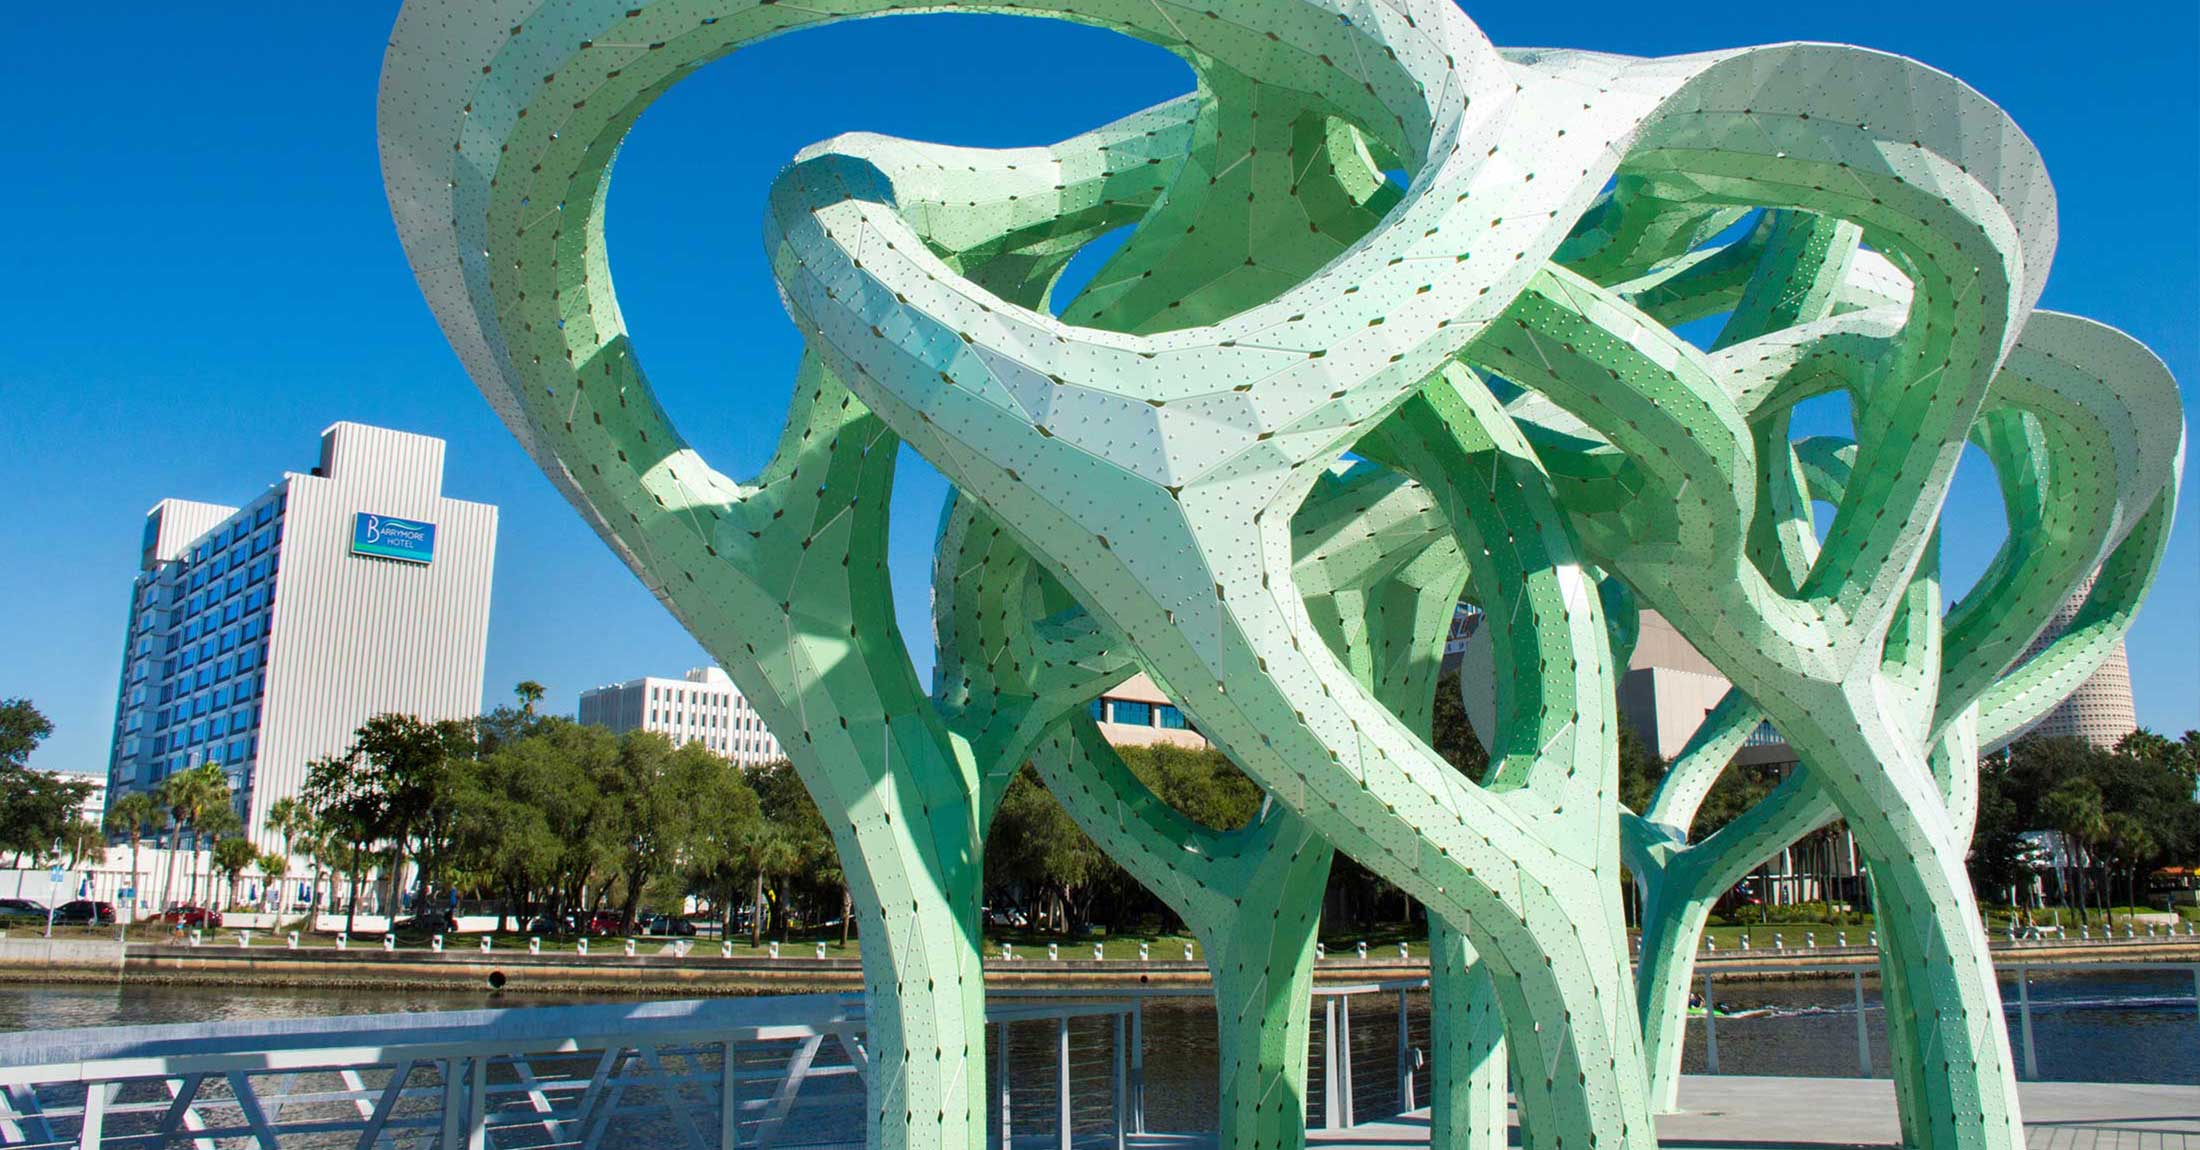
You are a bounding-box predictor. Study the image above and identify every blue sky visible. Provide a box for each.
[2,3,2194,776]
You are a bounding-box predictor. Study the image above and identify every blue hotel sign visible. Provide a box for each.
[351,512,437,565]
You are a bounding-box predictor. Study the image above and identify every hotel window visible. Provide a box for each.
[1111,700,1153,727]
[1155,704,1191,730]
[1087,699,1105,722]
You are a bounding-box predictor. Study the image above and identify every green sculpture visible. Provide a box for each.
[380,4,2184,1150]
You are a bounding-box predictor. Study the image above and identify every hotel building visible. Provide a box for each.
[104,423,498,848]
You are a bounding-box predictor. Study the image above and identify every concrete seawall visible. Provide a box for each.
[1,936,2192,995]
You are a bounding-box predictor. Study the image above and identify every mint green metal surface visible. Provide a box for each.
[380,7,2184,1150]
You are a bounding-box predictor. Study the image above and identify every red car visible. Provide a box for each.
[584,910,625,936]
[160,905,224,928]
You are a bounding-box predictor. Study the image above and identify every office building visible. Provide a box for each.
[105,423,498,849]
[578,667,786,766]
[1088,672,1210,750]
[2009,574,2138,750]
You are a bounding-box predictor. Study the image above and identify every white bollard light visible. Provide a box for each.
[481,936,494,953]
[1001,943,1013,961]
[530,937,542,955]
[1738,934,1749,950]
[624,938,637,957]
[1315,943,1326,960]
[1805,933,1816,949]
[816,941,828,959]
[238,930,252,948]
[1049,943,1060,961]
[383,934,396,951]
[1093,942,1104,961]
[1838,933,1848,948]
[432,934,445,953]
[1356,941,1368,960]
[287,931,300,949]
[189,929,202,947]
[577,938,589,956]
[1774,933,1785,951]
[1398,942,1410,960]
[769,941,780,959]
[336,932,348,950]
[1706,939,1717,953]
[721,941,732,958]
[1138,942,1150,961]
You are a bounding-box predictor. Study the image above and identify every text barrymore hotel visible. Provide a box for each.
[104,423,497,850]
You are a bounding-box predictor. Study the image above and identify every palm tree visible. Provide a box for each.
[2043,779,2108,924]
[61,819,105,869]
[515,681,546,717]
[211,835,256,911]
[265,797,313,930]
[105,792,166,918]
[256,851,289,915]
[160,764,232,909]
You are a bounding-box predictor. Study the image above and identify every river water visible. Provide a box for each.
[1,968,2191,1138]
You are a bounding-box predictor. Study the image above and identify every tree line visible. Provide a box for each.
[6,687,2197,935]
[1970,731,2200,922]
[283,689,839,939]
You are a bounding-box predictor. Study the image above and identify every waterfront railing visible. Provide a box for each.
[0,959,2192,1148]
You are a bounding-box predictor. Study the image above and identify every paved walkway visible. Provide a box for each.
[1136,1078,2198,1150]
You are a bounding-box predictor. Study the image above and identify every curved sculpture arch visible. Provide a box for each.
[380,7,2185,1150]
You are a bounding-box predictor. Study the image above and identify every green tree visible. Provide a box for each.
[514,680,547,717]
[61,818,104,869]
[341,714,473,923]
[2041,777,2108,924]
[0,699,54,770]
[746,760,836,942]
[256,851,290,912]
[453,720,598,931]
[591,733,707,931]
[156,763,231,909]
[302,751,385,935]
[986,764,1114,933]
[264,796,317,929]
[0,767,93,865]
[105,791,167,917]
[211,835,257,910]
[681,757,767,937]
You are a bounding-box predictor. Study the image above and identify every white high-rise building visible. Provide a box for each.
[2011,574,2139,750]
[105,423,498,848]
[578,667,785,767]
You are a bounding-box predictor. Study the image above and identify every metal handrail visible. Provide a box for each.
[0,959,2189,1147]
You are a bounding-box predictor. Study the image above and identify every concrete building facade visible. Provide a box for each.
[2010,574,2139,750]
[1089,672,1211,750]
[104,423,498,849]
[577,666,785,766]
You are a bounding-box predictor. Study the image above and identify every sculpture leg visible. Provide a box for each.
[845,840,985,1150]
[1632,885,1712,1114]
[1209,911,1323,1150]
[1854,823,2023,1150]
[1428,921,1508,1150]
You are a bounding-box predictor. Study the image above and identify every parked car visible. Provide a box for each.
[0,899,48,925]
[523,912,574,936]
[160,905,223,928]
[982,906,1030,929]
[641,913,697,937]
[53,900,116,926]
[584,910,625,936]
[398,910,457,934]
